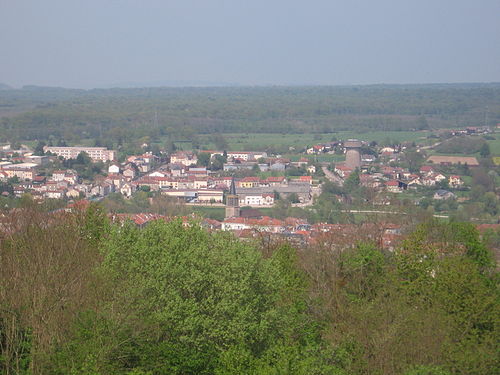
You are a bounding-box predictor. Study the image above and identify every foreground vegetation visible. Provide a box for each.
[1,204,498,375]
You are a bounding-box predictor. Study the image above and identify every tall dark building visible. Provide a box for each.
[344,139,362,169]
[225,178,240,219]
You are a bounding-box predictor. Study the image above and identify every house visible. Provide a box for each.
[433,173,446,182]
[222,216,285,233]
[422,177,437,186]
[3,167,35,181]
[211,176,233,189]
[407,175,422,186]
[334,165,353,178]
[170,163,186,176]
[296,157,309,167]
[52,170,67,181]
[170,151,197,166]
[91,183,112,197]
[123,164,137,179]
[187,167,208,176]
[196,189,224,203]
[194,177,208,189]
[433,189,456,200]
[149,171,169,178]
[362,154,376,163]
[379,146,396,154]
[45,188,66,199]
[120,183,135,197]
[298,176,313,185]
[262,176,287,187]
[63,172,78,185]
[223,162,256,171]
[108,163,121,174]
[44,146,116,162]
[238,177,261,188]
[238,193,275,206]
[449,175,464,188]
[270,162,286,171]
[307,165,317,174]
[226,151,267,161]
[66,188,81,199]
[420,165,435,176]
[386,180,406,193]
[306,145,325,154]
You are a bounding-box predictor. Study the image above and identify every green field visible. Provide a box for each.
[486,136,500,156]
[191,206,225,221]
[190,131,435,152]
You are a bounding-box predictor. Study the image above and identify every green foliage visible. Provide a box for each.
[34,140,46,156]
[344,168,360,191]
[60,220,333,375]
[479,142,491,158]
[2,84,499,142]
[1,210,499,375]
[197,152,211,167]
[403,365,450,375]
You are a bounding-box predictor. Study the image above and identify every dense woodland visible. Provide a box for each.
[0,204,498,375]
[1,84,500,144]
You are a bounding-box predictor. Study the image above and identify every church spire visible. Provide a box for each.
[229,176,236,195]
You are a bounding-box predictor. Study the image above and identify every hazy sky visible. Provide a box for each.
[1,0,499,88]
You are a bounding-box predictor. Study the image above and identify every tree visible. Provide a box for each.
[344,168,360,191]
[287,192,300,204]
[197,152,211,167]
[210,154,226,170]
[479,143,491,158]
[213,134,228,150]
[416,115,430,130]
[76,151,91,166]
[33,141,46,156]
[80,220,337,375]
[404,150,425,173]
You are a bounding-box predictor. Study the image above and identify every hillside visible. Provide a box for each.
[1,83,499,143]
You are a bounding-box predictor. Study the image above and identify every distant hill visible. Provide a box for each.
[1,83,499,142]
[0,83,12,90]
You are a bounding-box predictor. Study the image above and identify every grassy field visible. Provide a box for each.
[486,137,500,155]
[191,206,225,221]
[171,131,435,152]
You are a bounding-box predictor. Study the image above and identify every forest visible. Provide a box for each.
[1,83,500,145]
[0,203,498,375]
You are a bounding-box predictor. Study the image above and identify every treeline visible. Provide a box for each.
[1,84,500,144]
[0,204,498,375]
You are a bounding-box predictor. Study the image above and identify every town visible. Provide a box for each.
[1,1,499,372]
[1,124,497,250]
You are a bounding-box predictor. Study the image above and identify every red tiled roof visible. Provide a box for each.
[386,180,400,186]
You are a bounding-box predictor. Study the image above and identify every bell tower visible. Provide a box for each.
[225,177,240,219]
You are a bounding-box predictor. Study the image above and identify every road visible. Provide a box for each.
[322,166,344,186]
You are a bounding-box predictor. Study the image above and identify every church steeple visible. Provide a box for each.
[225,177,240,219]
[229,176,237,195]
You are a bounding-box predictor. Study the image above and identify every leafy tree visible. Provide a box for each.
[416,115,430,130]
[287,192,300,204]
[34,140,46,156]
[344,168,360,191]
[212,134,228,150]
[76,151,91,165]
[197,152,211,167]
[479,143,491,158]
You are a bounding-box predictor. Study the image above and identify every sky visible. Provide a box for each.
[1,0,499,89]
